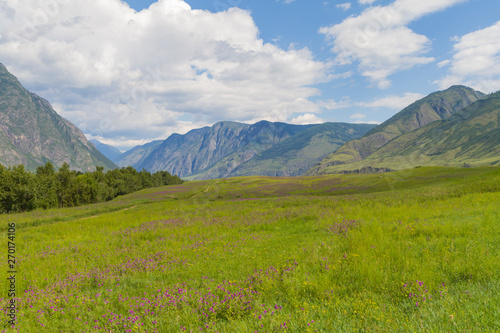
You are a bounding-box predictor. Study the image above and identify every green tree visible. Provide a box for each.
[0,165,37,212]
[71,173,99,206]
[0,162,183,214]
[55,162,75,207]
[35,162,58,209]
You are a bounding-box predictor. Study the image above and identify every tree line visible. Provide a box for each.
[0,162,183,213]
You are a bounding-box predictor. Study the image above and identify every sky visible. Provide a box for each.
[1,0,500,150]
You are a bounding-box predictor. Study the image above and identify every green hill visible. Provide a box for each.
[226,122,376,177]
[0,64,117,171]
[308,86,485,175]
[348,91,500,170]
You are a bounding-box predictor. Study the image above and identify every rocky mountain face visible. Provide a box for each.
[123,121,375,180]
[307,86,486,175]
[0,64,117,171]
[89,140,122,162]
[138,121,315,177]
[113,140,163,168]
[217,122,376,178]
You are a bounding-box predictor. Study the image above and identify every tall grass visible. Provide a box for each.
[1,167,499,332]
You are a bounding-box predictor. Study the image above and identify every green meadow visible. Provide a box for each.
[1,167,500,332]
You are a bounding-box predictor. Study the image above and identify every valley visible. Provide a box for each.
[1,1,500,332]
[1,167,499,332]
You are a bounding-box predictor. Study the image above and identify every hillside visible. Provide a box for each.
[89,139,122,161]
[0,64,117,171]
[308,86,485,175]
[113,140,163,168]
[225,122,376,178]
[138,121,315,177]
[351,91,500,169]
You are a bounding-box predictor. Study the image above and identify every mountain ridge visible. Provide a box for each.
[0,63,117,171]
[138,120,317,177]
[222,122,376,178]
[89,139,123,162]
[113,140,163,168]
[359,91,500,169]
[307,85,486,175]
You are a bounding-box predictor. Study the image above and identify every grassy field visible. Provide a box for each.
[1,166,500,332]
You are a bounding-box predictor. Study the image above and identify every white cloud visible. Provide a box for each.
[336,3,351,11]
[350,113,366,119]
[320,0,467,88]
[437,59,451,68]
[316,91,423,112]
[0,0,329,145]
[86,119,209,150]
[353,120,381,124]
[436,21,500,93]
[358,0,376,4]
[358,92,425,109]
[289,113,324,125]
[316,98,352,110]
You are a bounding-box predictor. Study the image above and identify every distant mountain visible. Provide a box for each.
[114,140,163,168]
[90,140,122,161]
[213,122,376,178]
[136,121,375,180]
[0,63,117,171]
[139,121,315,177]
[353,91,500,169]
[308,86,486,175]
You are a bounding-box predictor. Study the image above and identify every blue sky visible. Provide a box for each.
[1,0,500,149]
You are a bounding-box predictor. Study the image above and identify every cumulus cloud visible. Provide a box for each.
[320,0,467,88]
[358,92,425,109]
[317,92,423,112]
[316,98,352,110]
[289,113,324,125]
[436,21,500,93]
[437,59,451,68]
[336,3,351,11]
[349,113,366,119]
[358,0,376,4]
[349,113,381,124]
[0,0,329,147]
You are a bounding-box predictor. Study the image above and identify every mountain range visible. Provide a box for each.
[113,140,163,168]
[98,84,499,178]
[307,86,499,175]
[335,91,500,171]
[225,122,375,178]
[110,121,375,179]
[0,64,117,171]
[2,62,499,178]
[89,140,122,162]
